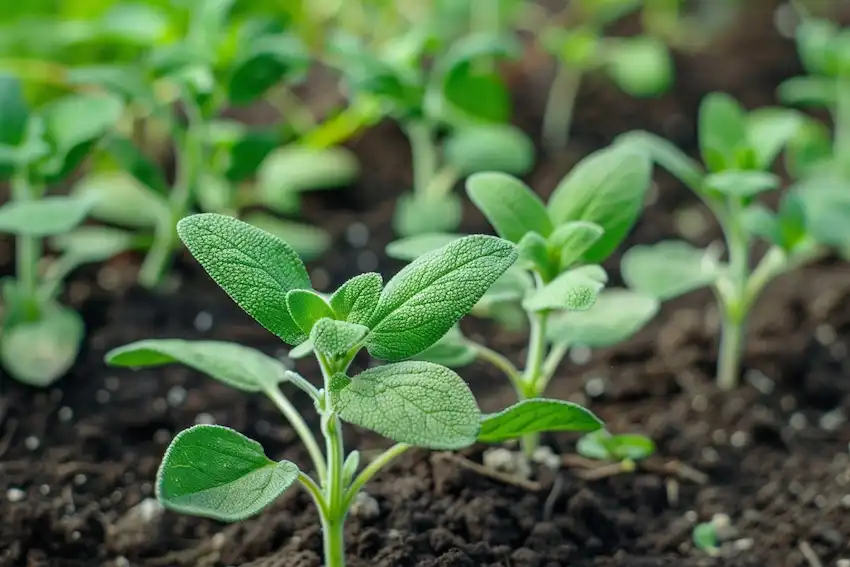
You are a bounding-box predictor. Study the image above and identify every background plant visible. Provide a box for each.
[105,213,603,567]
[614,91,850,389]
[384,144,659,457]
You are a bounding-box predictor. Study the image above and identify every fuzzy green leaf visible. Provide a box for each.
[0,73,29,168]
[604,36,672,97]
[1,304,82,387]
[795,18,839,76]
[693,523,719,554]
[366,235,517,360]
[443,124,535,177]
[177,214,311,345]
[615,130,704,191]
[546,288,660,347]
[577,429,656,461]
[286,290,335,336]
[310,318,368,358]
[0,196,94,237]
[466,172,553,243]
[105,339,286,392]
[741,205,783,246]
[49,226,135,264]
[478,399,603,443]
[72,170,168,229]
[385,233,464,261]
[157,425,298,522]
[790,179,850,248]
[523,268,605,312]
[547,146,651,263]
[393,193,463,237]
[703,170,780,198]
[413,326,477,368]
[330,273,382,326]
[227,34,310,105]
[746,108,803,171]
[517,231,553,277]
[332,361,480,449]
[621,241,720,300]
[103,136,169,194]
[698,92,748,172]
[777,76,835,108]
[548,221,605,270]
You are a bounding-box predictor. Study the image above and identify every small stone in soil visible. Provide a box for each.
[24,436,40,451]
[350,492,380,520]
[39,485,49,496]
[691,395,708,412]
[570,345,591,365]
[790,412,807,430]
[841,495,850,509]
[105,377,120,391]
[166,385,187,407]
[195,412,215,425]
[153,429,171,444]
[107,498,165,554]
[730,431,749,448]
[6,488,25,502]
[74,474,87,486]
[151,398,167,413]
[836,559,850,567]
[345,222,370,247]
[532,446,561,470]
[193,311,213,332]
[58,406,73,422]
[745,369,775,395]
[482,447,532,479]
[819,408,846,431]
[584,376,606,398]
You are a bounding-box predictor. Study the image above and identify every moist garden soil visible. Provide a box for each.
[3,3,850,566]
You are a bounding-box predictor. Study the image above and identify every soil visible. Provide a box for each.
[3,2,850,567]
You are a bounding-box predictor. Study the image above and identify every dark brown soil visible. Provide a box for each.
[3,2,850,567]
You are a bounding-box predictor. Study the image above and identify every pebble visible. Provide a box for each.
[151,398,168,413]
[789,412,807,430]
[58,406,73,422]
[115,557,130,567]
[74,474,87,486]
[193,311,214,332]
[345,222,370,248]
[6,488,25,502]
[105,377,121,391]
[836,560,850,567]
[25,436,40,451]
[166,386,187,407]
[195,412,215,425]
[745,369,775,395]
[153,429,171,444]
[350,492,380,520]
[482,447,531,479]
[730,431,749,448]
[815,324,837,346]
[532,446,561,470]
[732,538,754,551]
[584,377,606,398]
[570,345,592,365]
[841,494,850,509]
[39,485,50,496]
[819,409,846,432]
[691,395,708,412]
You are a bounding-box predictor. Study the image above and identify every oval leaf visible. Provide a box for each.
[157,425,299,522]
[443,124,535,176]
[72,170,168,229]
[466,172,553,243]
[577,429,656,461]
[0,196,94,237]
[366,235,517,360]
[703,170,780,198]
[523,268,605,312]
[548,220,604,270]
[50,226,135,264]
[105,339,286,392]
[698,92,748,172]
[228,34,310,105]
[177,214,312,345]
[621,240,720,300]
[310,318,369,358]
[330,272,383,326]
[332,361,481,449]
[478,399,603,443]
[286,290,335,336]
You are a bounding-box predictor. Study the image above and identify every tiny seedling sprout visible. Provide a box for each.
[105,213,604,567]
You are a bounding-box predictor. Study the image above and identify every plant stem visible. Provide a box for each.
[537,342,569,393]
[716,309,744,391]
[320,515,346,567]
[264,385,327,483]
[715,199,749,390]
[468,340,523,386]
[519,312,549,457]
[138,97,204,289]
[343,442,410,510]
[541,63,582,153]
[11,170,40,300]
[298,472,329,518]
[404,121,439,200]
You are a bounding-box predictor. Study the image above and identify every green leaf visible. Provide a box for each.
[332,361,480,449]
[604,36,673,97]
[548,221,604,270]
[466,172,553,243]
[777,76,835,108]
[310,318,368,358]
[286,290,335,336]
[330,273,382,326]
[776,193,808,251]
[49,226,134,265]
[517,231,553,277]
[240,212,330,262]
[71,171,169,229]
[385,233,464,261]
[615,130,704,191]
[0,73,29,164]
[177,214,312,345]
[522,268,605,312]
[621,241,720,300]
[228,34,310,105]
[746,108,803,171]
[105,339,286,393]
[784,118,833,180]
[741,205,783,246]
[366,235,517,360]
[546,288,660,347]
[703,170,780,198]
[478,399,603,443]
[692,523,719,554]
[1,305,83,387]
[547,146,651,263]
[288,339,314,360]
[393,193,463,237]
[443,124,535,177]
[156,425,298,522]
[257,146,360,213]
[413,325,477,368]
[0,196,93,237]
[698,92,748,172]
[103,136,169,194]
[577,429,656,461]
[795,18,839,76]
[790,179,850,248]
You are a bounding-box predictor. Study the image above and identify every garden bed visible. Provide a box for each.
[2,3,850,566]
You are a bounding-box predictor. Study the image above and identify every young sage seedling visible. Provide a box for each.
[614,91,846,389]
[385,144,659,457]
[105,213,603,567]
[576,429,656,475]
[0,73,128,386]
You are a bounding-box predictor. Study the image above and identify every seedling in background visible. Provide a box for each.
[576,429,656,475]
[63,0,362,285]
[0,73,128,386]
[331,29,535,237]
[615,91,849,389]
[105,213,603,567]
[385,145,659,457]
[539,0,674,152]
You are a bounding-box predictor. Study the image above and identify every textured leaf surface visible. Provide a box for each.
[332,361,480,449]
[621,240,720,300]
[0,197,94,237]
[523,268,605,312]
[105,339,285,392]
[548,221,604,269]
[157,425,298,522]
[72,171,168,229]
[177,214,311,344]
[547,147,651,262]
[546,289,660,347]
[366,235,517,360]
[478,399,603,443]
[466,172,552,243]
[286,290,334,336]
[310,318,369,358]
[330,273,382,325]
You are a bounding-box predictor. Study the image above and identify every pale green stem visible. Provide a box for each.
[11,170,39,300]
[264,385,327,483]
[520,312,549,456]
[320,514,346,567]
[542,63,582,153]
[38,254,79,302]
[404,121,439,200]
[715,199,749,391]
[283,370,322,402]
[298,472,329,518]
[537,342,569,394]
[342,443,410,511]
